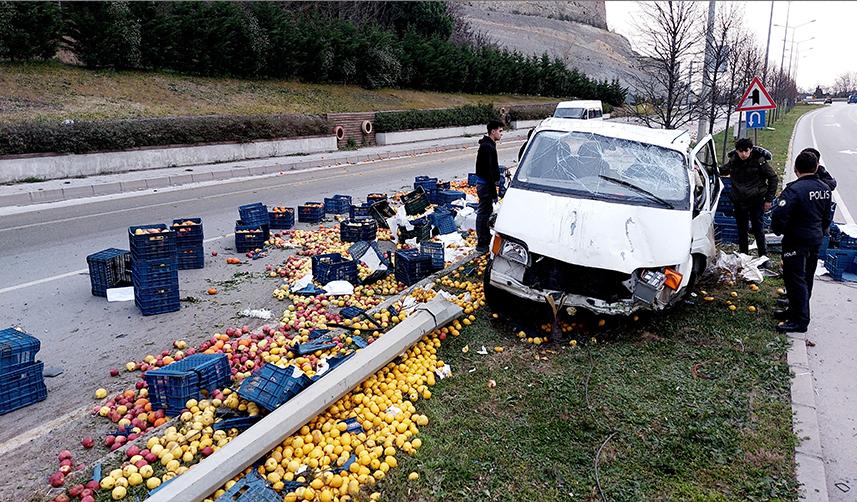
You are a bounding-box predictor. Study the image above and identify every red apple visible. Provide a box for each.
[104,435,115,446]
[85,480,100,491]
[109,368,119,377]
[53,495,70,502]
[80,437,94,449]
[58,450,73,461]
[48,471,65,487]
[68,484,85,497]
[211,251,218,256]
[81,497,95,502]
[201,446,214,457]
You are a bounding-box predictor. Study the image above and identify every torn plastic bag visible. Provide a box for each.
[715,251,768,283]
[290,272,313,292]
[323,280,354,296]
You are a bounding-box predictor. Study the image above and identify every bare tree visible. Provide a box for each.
[626,1,703,129]
[833,71,857,97]
[702,3,742,135]
[719,25,754,158]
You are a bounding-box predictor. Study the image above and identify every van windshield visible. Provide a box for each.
[515,130,690,210]
[554,107,586,119]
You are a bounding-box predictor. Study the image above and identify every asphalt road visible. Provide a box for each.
[790,103,857,500]
[0,139,524,500]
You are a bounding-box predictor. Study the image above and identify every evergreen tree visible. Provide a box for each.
[63,1,141,69]
[0,1,62,61]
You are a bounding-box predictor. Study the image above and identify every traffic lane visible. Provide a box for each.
[0,141,523,286]
[0,141,520,441]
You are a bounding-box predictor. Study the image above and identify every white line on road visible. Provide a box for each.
[810,111,856,225]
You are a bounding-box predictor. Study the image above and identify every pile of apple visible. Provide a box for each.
[93,386,168,440]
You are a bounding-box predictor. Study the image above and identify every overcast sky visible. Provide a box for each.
[605,1,857,90]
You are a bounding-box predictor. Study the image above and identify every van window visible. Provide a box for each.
[515,130,690,210]
[554,107,586,119]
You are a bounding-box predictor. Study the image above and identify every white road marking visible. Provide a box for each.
[837,149,857,155]
[810,111,856,225]
[0,405,91,457]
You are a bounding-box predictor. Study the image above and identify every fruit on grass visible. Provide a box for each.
[48,471,65,487]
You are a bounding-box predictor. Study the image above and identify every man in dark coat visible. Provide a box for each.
[770,151,833,333]
[474,120,504,253]
[720,138,778,257]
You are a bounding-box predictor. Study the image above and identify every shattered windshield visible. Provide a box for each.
[554,107,586,119]
[515,130,690,210]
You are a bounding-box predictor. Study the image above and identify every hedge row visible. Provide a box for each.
[374,104,499,133]
[507,103,557,122]
[0,114,330,156]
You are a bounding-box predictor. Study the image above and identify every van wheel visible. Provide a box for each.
[483,259,515,313]
[686,254,707,293]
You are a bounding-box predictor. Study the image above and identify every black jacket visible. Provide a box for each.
[475,136,500,191]
[771,174,832,251]
[817,165,837,191]
[721,147,778,203]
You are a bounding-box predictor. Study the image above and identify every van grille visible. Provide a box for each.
[522,255,632,302]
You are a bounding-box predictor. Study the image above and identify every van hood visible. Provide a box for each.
[495,187,693,274]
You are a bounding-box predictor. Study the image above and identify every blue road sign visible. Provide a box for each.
[746,110,766,129]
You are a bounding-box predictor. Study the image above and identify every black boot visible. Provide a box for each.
[776,321,807,333]
[773,309,789,320]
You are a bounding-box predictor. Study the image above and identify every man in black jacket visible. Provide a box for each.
[721,138,779,257]
[770,151,833,333]
[801,147,837,190]
[474,120,504,253]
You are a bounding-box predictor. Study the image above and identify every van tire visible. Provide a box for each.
[686,254,707,293]
[483,259,514,313]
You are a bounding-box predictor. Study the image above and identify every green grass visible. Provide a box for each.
[379,275,797,501]
[713,104,821,175]
[0,61,559,124]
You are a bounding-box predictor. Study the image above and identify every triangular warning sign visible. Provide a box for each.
[736,76,777,111]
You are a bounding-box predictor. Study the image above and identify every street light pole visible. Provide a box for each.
[698,0,716,141]
[763,0,774,84]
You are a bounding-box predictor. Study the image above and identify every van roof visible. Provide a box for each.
[555,100,602,109]
[536,117,691,153]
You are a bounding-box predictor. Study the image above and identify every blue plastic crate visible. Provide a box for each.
[437,180,451,190]
[402,187,430,215]
[369,199,396,228]
[298,203,325,223]
[340,219,378,242]
[467,173,480,186]
[294,340,338,356]
[429,210,456,235]
[825,249,857,281]
[268,208,295,230]
[235,220,269,253]
[438,190,465,204]
[128,224,176,260]
[312,253,358,284]
[238,364,312,411]
[0,361,47,415]
[171,218,204,243]
[414,176,438,194]
[0,327,40,373]
[86,248,131,297]
[839,232,857,250]
[398,217,433,244]
[324,195,352,214]
[214,470,282,502]
[395,249,435,285]
[213,415,261,432]
[349,203,373,220]
[339,306,366,319]
[145,354,231,415]
[239,203,271,227]
[176,244,205,270]
[367,193,387,205]
[132,254,178,277]
[420,241,445,270]
[134,285,180,316]
[348,241,391,269]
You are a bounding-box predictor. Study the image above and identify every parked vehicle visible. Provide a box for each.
[553,100,604,120]
[485,118,721,315]
[824,98,833,104]
[848,94,857,104]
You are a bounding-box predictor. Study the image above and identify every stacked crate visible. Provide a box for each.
[268,207,295,230]
[129,224,180,315]
[0,327,47,415]
[714,178,739,244]
[144,354,231,416]
[172,218,204,270]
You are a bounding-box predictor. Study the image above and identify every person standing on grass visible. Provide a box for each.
[720,137,778,257]
[770,151,832,333]
[474,120,504,253]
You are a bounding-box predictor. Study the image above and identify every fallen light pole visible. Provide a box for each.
[146,296,463,502]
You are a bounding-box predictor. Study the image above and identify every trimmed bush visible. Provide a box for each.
[507,103,557,122]
[0,114,330,156]
[374,104,499,133]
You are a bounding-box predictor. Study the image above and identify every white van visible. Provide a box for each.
[553,100,604,120]
[485,118,721,315]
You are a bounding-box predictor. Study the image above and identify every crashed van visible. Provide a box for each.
[485,118,722,315]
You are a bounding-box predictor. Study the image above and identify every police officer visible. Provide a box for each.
[800,147,837,190]
[770,151,833,333]
[721,138,779,257]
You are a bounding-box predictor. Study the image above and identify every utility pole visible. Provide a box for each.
[778,1,791,117]
[697,0,716,142]
[762,0,774,84]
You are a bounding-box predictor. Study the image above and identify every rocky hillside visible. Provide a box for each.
[461,2,641,88]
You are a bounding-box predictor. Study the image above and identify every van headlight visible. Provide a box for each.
[499,240,529,266]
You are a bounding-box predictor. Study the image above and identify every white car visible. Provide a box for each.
[553,100,604,120]
[485,118,722,315]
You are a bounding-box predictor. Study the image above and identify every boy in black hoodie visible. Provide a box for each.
[721,138,778,257]
[474,120,504,253]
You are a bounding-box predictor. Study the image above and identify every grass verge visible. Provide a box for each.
[0,62,558,124]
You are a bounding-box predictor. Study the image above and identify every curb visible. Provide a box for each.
[785,106,830,502]
[0,135,527,209]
